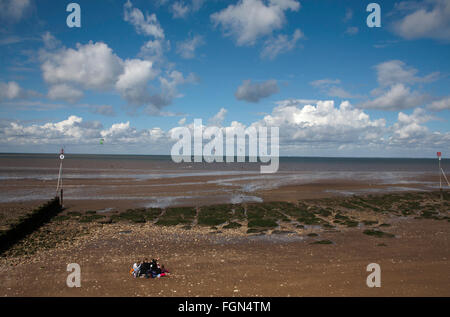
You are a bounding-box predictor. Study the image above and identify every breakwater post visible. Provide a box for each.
[0,197,63,255]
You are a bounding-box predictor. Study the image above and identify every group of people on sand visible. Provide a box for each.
[131,258,170,279]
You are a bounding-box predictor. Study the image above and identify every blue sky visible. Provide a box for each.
[0,0,449,157]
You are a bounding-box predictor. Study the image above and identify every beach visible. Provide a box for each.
[0,153,444,209]
[0,211,449,296]
[0,154,449,297]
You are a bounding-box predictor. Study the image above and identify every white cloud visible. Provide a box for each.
[1,115,101,145]
[275,99,319,107]
[138,39,170,64]
[145,70,199,113]
[252,100,386,145]
[0,81,38,101]
[41,42,123,91]
[47,84,84,103]
[1,102,449,155]
[41,31,61,50]
[115,59,158,105]
[116,59,156,90]
[169,0,205,19]
[235,79,279,103]
[427,97,450,111]
[0,115,167,147]
[124,0,165,38]
[178,117,187,125]
[40,37,195,114]
[360,60,439,110]
[0,0,31,23]
[390,108,433,142]
[392,0,450,41]
[260,28,303,59]
[172,1,189,19]
[211,0,300,46]
[375,60,439,86]
[176,34,204,59]
[360,83,427,110]
[0,81,22,100]
[310,79,341,87]
[208,107,228,126]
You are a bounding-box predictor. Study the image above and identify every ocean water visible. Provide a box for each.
[0,153,447,206]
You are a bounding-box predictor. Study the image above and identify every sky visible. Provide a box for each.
[0,0,449,157]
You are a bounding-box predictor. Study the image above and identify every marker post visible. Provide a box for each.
[437,152,442,201]
[56,149,65,207]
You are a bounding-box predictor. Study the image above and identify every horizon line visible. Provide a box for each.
[0,152,445,160]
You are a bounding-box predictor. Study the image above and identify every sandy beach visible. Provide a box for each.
[0,216,449,297]
[0,155,449,297]
[0,189,449,297]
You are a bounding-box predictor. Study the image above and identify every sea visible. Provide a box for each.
[0,153,447,207]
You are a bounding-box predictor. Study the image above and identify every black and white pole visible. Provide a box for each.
[56,148,64,206]
[438,152,442,200]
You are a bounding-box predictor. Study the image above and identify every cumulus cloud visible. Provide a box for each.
[1,116,101,145]
[176,34,204,59]
[252,100,386,145]
[0,0,31,23]
[115,58,158,105]
[41,42,123,91]
[39,35,195,114]
[211,0,300,46]
[1,101,449,155]
[261,29,303,59]
[0,115,166,148]
[124,0,165,38]
[235,79,279,103]
[392,0,450,41]
[390,108,434,144]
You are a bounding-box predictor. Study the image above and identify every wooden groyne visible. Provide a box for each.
[0,197,62,255]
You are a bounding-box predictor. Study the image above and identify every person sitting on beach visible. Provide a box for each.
[147,258,171,278]
[161,265,169,274]
[150,259,161,274]
[132,261,141,278]
[139,258,151,277]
